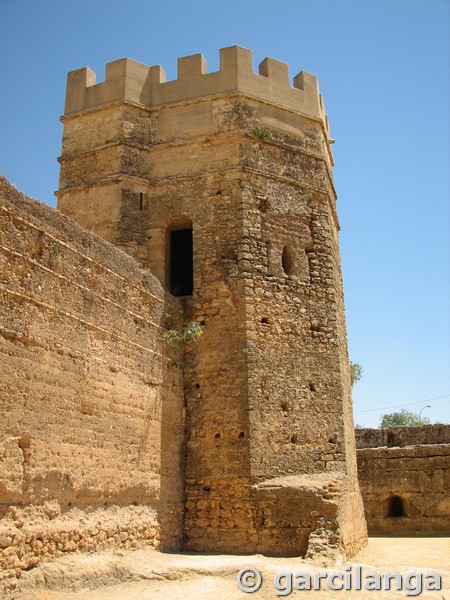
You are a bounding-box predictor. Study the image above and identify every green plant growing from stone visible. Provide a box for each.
[164,321,203,369]
[251,126,271,140]
[49,241,61,263]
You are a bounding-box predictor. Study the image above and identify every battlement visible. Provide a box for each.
[64,46,329,132]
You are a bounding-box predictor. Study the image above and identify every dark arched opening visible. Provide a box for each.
[281,246,294,276]
[385,494,406,518]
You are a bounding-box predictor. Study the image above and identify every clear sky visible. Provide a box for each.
[1,0,449,427]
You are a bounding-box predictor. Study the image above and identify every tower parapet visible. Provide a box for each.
[64,46,330,136]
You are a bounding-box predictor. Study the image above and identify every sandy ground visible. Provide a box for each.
[3,538,449,599]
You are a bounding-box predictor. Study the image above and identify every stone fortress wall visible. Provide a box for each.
[0,177,185,577]
[1,165,448,581]
[1,46,374,577]
[356,425,450,536]
[57,46,367,558]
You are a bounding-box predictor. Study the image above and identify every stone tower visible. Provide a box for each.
[57,46,367,557]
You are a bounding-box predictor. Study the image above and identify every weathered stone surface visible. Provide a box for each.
[355,424,450,449]
[56,47,366,559]
[1,47,368,578]
[0,176,185,574]
[356,425,450,536]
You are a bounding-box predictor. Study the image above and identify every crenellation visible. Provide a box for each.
[107,58,152,103]
[219,45,252,88]
[177,52,207,78]
[64,46,329,133]
[258,56,290,83]
[64,66,96,114]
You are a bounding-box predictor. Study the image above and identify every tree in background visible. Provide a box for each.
[350,362,363,388]
[379,408,431,428]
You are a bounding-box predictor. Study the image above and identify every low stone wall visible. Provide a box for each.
[0,503,158,575]
[355,424,450,449]
[0,176,184,578]
[356,425,450,536]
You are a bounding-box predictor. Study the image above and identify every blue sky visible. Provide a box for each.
[1,0,449,427]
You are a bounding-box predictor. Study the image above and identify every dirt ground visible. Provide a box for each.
[3,538,449,599]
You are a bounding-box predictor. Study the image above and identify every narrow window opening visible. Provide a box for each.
[258,199,269,213]
[169,228,193,296]
[139,193,144,210]
[261,317,269,325]
[385,495,406,518]
[282,246,294,275]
